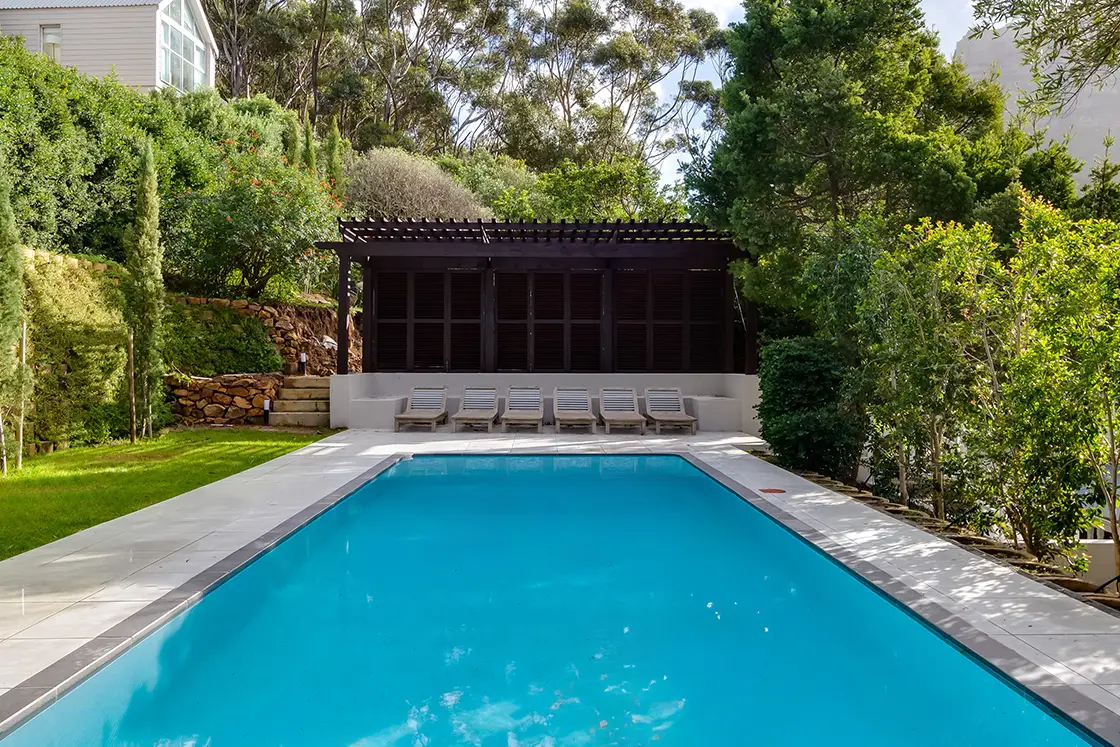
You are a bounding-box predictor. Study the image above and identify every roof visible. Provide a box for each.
[0,0,157,7]
[321,219,739,263]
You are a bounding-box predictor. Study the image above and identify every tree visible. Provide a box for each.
[1076,135,1120,220]
[122,140,165,439]
[302,117,317,172]
[168,144,339,297]
[283,112,302,166]
[325,115,344,197]
[0,154,27,475]
[689,0,1003,313]
[972,0,1120,111]
[203,0,278,98]
[346,148,490,219]
[536,157,686,221]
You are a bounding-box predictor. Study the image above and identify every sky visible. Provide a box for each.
[662,0,977,181]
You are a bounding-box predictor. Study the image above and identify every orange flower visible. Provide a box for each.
[226,216,232,221]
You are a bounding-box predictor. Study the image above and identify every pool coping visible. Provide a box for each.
[0,448,1117,745]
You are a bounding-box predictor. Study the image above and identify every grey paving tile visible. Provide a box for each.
[0,639,86,688]
[0,603,71,640]
[1014,635,1120,685]
[985,634,1094,686]
[961,596,1120,636]
[10,601,150,640]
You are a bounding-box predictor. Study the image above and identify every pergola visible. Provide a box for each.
[317,218,757,375]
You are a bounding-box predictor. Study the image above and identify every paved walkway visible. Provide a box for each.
[1,429,1119,742]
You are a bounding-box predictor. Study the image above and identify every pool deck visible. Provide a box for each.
[1,429,1120,743]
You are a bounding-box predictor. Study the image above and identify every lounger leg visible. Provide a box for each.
[589,423,595,434]
[501,422,507,433]
[394,422,400,433]
[537,423,543,434]
[604,423,610,434]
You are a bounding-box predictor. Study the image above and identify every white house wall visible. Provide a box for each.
[0,4,159,88]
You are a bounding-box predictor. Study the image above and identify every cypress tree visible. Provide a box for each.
[283,113,301,167]
[122,140,164,439]
[326,115,344,197]
[0,153,25,474]
[302,118,317,174]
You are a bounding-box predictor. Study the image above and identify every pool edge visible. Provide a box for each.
[680,452,1120,747]
[0,454,407,740]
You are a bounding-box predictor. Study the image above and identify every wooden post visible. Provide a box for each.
[16,320,25,470]
[745,300,760,375]
[336,256,351,374]
[362,260,374,372]
[127,329,137,444]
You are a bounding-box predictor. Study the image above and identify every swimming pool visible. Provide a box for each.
[0,454,1106,746]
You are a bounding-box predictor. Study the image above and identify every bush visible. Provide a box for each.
[162,303,283,376]
[757,337,864,477]
[346,149,490,220]
[24,260,127,444]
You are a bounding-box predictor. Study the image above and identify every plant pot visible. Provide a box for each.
[1038,575,1098,592]
[942,533,1001,548]
[1007,560,1073,577]
[976,545,1033,560]
[1082,593,1120,610]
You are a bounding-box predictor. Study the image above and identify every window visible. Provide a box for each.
[40,25,61,64]
[159,0,207,91]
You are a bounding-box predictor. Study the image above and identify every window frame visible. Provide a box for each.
[159,0,207,92]
[40,24,61,64]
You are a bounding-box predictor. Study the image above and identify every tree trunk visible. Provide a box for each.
[930,421,944,519]
[127,329,137,444]
[897,443,909,506]
[16,320,26,471]
[143,378,152,439]
[1109,495,1120,592]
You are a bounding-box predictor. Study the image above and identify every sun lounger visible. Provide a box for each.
[599,387,645,434]
[451,387,499,432]
[500,386,544,433]
[393,386,448,432]
[553,387,596,433]
[643,387,697,435]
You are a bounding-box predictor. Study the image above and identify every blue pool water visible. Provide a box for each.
[1,455,1102,746]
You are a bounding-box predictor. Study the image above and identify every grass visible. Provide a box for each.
[0,428,328,561]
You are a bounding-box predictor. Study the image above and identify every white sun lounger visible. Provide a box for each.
[599,387,645,434]
[553,387,596,433]
[643,387,697,435]
[451,387,499,432]
[500,386,544,433]
[393,386,448,432]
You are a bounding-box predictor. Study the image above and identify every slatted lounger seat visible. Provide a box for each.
[500,386,544,433]
[451,387,499,432]
[553,387,596,433]
[599,387,645,434]
[643,387,698,435]
[393,387,448,432]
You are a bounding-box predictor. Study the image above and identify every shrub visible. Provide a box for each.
[24,261,127,444]
[757,337,864,477]
[162,303,283,376]
[345,149,490,220]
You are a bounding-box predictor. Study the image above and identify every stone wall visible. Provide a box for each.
[166,373,284,425]
[177,296,361,376]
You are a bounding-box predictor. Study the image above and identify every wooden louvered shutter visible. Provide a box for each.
[651,272,684,371]
[496,272,529,371]
[532,273,565,371]
[412,272,445,370]
[689,271,724,372]
[615,271,648,371]
[449,272,482,371]
[375,271,407,370]
[569,272,602,372]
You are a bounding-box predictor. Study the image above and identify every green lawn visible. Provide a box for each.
[0,428,327,561]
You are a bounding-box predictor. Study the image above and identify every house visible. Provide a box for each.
[0,0,217,92]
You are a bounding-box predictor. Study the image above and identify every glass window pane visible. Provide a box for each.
[171,54,181,90]
[170,0,181,23]
[181,42,193,66]
[183,4,196,33]
[171,28,181,56]
[161,48,170,83]
[162,21,169,44]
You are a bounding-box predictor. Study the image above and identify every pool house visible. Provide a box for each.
[321,218,763,433]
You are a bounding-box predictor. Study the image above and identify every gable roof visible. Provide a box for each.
[0,0,157,7]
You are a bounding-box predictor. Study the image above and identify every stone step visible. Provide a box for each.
[285,375,331,388]
[270,411,331,428]
[272,399,330,413]
[277,387,330,401]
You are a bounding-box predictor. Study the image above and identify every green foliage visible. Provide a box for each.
[24,261,127,445]
[162,303,283,376]
[167,143,339,298]
[757,337,863,477]
[325,115,344,197]
[0,153,24,400]
[689,0,1004,312]
[537,158,687,221]
[302,117,317,173]
[346,148,491,220]
[283,111,302,166]
[1075,136,1120,221]
[122,140,165,434]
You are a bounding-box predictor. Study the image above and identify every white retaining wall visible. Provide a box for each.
[330,373,761,435]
